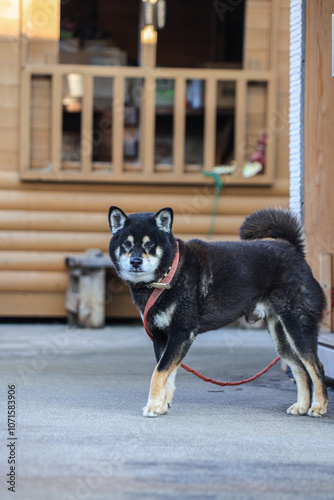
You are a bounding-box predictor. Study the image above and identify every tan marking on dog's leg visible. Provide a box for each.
[286,361,311,415]
[164,367,178,410]
[267,317,312,415]
[280,319,328,417]
[143,363,178,417]
[302,360,328,417]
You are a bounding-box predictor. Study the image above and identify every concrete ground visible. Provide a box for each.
[0,323,333,500]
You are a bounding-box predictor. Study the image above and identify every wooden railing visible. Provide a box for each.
[20,64,276,185]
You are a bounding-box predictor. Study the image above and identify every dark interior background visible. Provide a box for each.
[60,0,245,67]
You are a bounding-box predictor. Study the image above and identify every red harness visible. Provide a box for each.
[142,241,280,387]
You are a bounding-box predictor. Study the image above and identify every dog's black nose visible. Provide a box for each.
[130,257,142,270]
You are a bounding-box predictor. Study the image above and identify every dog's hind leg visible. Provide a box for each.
[143,336,193,417]
[266,317,312,415]
[278,314,328,417]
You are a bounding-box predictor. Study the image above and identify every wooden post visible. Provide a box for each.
[81,75,94,174]
[51,73,63,175]
[112,75,125,174]
[140,38,157,68]
[78,268,106,328]
[304,0,334,334]
[173,77,186,175]
[320,253,333,333]
[235,78,247,171]
[141,73,156,174]
[65,249,108,328]
[139,1,157,68]
[203,78,217,172]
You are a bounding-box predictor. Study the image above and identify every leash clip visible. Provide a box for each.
[148,282,172,290]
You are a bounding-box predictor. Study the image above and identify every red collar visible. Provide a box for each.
[143,241,179,339]
[147,241,180,290]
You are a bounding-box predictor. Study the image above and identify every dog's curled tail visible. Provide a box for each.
[239,208,306,256]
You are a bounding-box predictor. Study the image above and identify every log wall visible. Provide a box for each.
[0,168,289,318]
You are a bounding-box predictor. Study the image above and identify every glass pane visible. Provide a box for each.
[215,81,235,165]
[92,77,113,167]
[185,79,205,167]
[62,73,82,165]
[155,79,174,170]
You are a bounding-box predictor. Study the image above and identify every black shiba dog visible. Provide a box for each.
[108,206,328,418]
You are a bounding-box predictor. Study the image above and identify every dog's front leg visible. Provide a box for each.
[143,365,174,417]
[143,336,192,417]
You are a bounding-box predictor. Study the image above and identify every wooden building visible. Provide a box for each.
[0,0,291,319]
[290,0,334,373]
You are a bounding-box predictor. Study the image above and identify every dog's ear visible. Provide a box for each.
[108,206,127,234]
[154,208,173,233]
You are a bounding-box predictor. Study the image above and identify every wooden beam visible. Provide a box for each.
[140,39,157,68]
[173,77,186,175]
[0,214,246,237]
[0,189,288,214]
[265,76,277,180]
[203,78,217,171]
[20,168,277,185]
[0,251,68,271]
[0,271,68,292]
[51,73,63,178]
[235,78,247,171]
[141,74,156,174]
[19,71,31,177]
[0,291,139,318]
[112,75,125,175]
[0,231,109,252]
[23,64,274,80]
[81,75,94,175]
[0,169,290,193]
[0,292,67,317]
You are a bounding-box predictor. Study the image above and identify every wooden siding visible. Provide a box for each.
[304,0,334,332]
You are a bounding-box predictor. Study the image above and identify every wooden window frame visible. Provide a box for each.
[20,64,277,185]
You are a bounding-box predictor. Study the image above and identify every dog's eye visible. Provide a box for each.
[144,242,154,252]
[122,241,132,251]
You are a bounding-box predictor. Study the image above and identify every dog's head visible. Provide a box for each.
[108,207,175,286]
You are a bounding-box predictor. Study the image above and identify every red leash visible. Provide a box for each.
[143,241,281,387]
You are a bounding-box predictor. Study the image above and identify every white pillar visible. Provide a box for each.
[289,0,305,221]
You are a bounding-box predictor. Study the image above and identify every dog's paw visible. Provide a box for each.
[287,402,309,415]
[142,401,168,418]
[307,403,327,418]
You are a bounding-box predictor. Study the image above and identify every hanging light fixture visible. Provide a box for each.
[156,0,166,29]
[142,0,166,30]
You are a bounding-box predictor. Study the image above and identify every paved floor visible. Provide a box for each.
[0,323,333,500]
